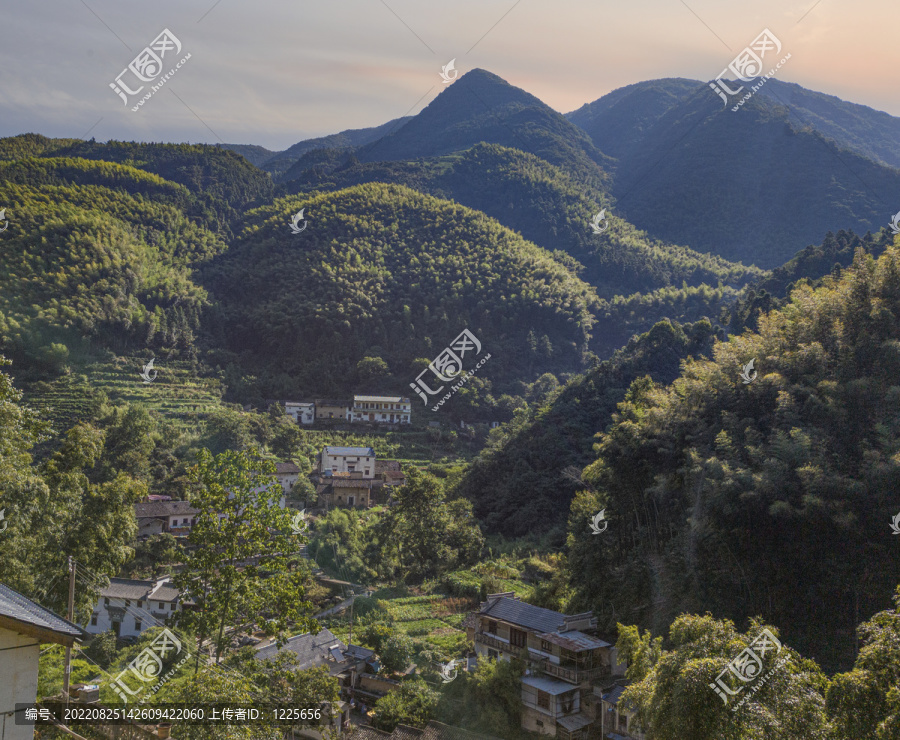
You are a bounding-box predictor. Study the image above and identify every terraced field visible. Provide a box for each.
[24,355,225,434]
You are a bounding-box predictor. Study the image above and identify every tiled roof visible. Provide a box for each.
[391,726,424,740]
[332,479,375,489]
[479,595,569,633]
[556,714,593,732]
[350,727,392,740]
[284,401,314,407]
[255,628,349,671]
[150,585,179,602]
[275,462,301,474]
[421,721,501,740]
[601,684,627,706]
[102,578,157,600]
[324,446,375,457]
[134,500,199,519]
[316,399,350,407]
[375,460,401,472]
[0,583,85,642]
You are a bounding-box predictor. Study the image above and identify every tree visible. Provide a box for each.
[371,679,439,732]
[173,449,317,664]
[356,356,389,383]
[380,633,414,674]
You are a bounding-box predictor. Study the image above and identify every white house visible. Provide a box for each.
[285,401,315,425]
[86,577,181,639]
[319,446,375,478]
[351,396,411,424]
[275,461,302,494]
[0,583,85,740]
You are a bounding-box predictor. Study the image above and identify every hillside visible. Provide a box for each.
[453,318,720,539]
[357,69,614,192]
[280,143,762,305]
[568,80,900,268]
[566,241,900,670]
[200,182,600,406]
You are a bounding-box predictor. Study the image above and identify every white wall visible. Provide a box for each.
[0,626,41,740]
[320,452,374,478]
[86,598,180,638]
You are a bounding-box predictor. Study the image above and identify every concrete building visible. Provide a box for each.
[0,583,85,740]
[285,401,315,425]
[351,395,411,424]
[275,461,302,494]
[467,593,623,740]
[86,577,181,639]
[320,447,376,477]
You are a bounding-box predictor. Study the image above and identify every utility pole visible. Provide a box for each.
[63,556,76,705]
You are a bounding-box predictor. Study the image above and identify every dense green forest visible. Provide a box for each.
[566,244,900,670]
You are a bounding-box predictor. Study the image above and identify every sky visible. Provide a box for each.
[1,0,896,151]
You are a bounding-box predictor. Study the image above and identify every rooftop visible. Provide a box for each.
[521,675,579,695]
[134,500,199,518]
[101,578,179,602]
[275,462,302,474]
[537,629,610,651]
[0,583,85,645]
[324,446,375,457]
[316,399,350,407]
[479,594,575,634]
[354,395,410,403]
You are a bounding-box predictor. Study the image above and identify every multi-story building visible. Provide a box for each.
[285,401,315,425]
[351,396,411,424]
[467,593,623,740]
[320,447,376,477]
[596,681,646,740]
[86,577,181,639]
[275,461,302,494]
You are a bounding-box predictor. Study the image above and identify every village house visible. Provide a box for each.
[86,577,181,639]
[0,583,86,740]
[350,395,411,424]
[321,446,376,477]
[374,459,406,489]
[595,681,646,740]
[134,500,199,538]
[316,399,352,421]
[467,593,624,740]
[285,401,315,425]
[275,461,302,494]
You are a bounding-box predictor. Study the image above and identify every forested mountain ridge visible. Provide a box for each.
[201,182,601,404]
[567,240,900,670]
[567,79,900,268]
[279,142,763,303]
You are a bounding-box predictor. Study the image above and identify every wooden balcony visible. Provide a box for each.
[474,631,528,658]
[539,661,610,684]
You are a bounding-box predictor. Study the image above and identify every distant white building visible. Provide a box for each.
[275,461,302,494]
[285,401,315,425]
[320,446,375,478]
[351,395,411,424]
[0,583,85,740]
[86,577,181,639]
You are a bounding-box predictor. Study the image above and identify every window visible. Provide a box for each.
[510,628,527,648]
[137,600,143,608]
[125,600,130,607]
[541,639,552,652]
[535,721,543,728]
[537,691,550,710]
[486,620,497,635]
[135,620,142,632]
[560,694,575,714]
[618,715,627,730]
[104,597,110,606]
[90,614,98,626]
[364,469,370,476]
[487,649,499,660]
[171,602,176,610]
[158,602,164,609]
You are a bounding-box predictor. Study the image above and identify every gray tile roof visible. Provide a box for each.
[149,585,179,602]
[324,446,375,457]
[0,583,85,642]
[601,684,627,706]
[102,578,156,600]
[275,462,301,474]
[134,500,199,519]
[255,628,348,670]
[556,713,593,732]
[479,595,568,633]
[538,629,610,650]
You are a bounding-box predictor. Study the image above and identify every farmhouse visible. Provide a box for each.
[316,399,351,421]
[134,500,199,538]
[285,401,315,425]
[86,577,181,639]
[351,395,411,424]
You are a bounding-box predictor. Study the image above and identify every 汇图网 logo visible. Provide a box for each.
[590,209,609,234]
[440,59,458,84]
[709,29,790,112]
[410,329,490,411]
[739,359,757,384]
[589,510,608,534]
[710,628,783,710]
[290,209,308,234]
[0,209,8,233]
[110,29,192,111]
[140,358,157,384]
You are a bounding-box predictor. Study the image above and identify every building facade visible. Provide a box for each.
[316,400,352,421]
[285,401,315,425]
[86,577,181,639]
[275,461,302,494]
[351,396,411,424]
[320,447,376,477]
[134,500,199,538]
[467,593,624,740]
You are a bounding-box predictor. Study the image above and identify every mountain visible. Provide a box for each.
[279,143,762,308]
[356,69,614,191]
[453,317,719,539]
[566,241,900,669]
[201,182,601,404]
[567,79,900,268]
[224,118,413,179]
